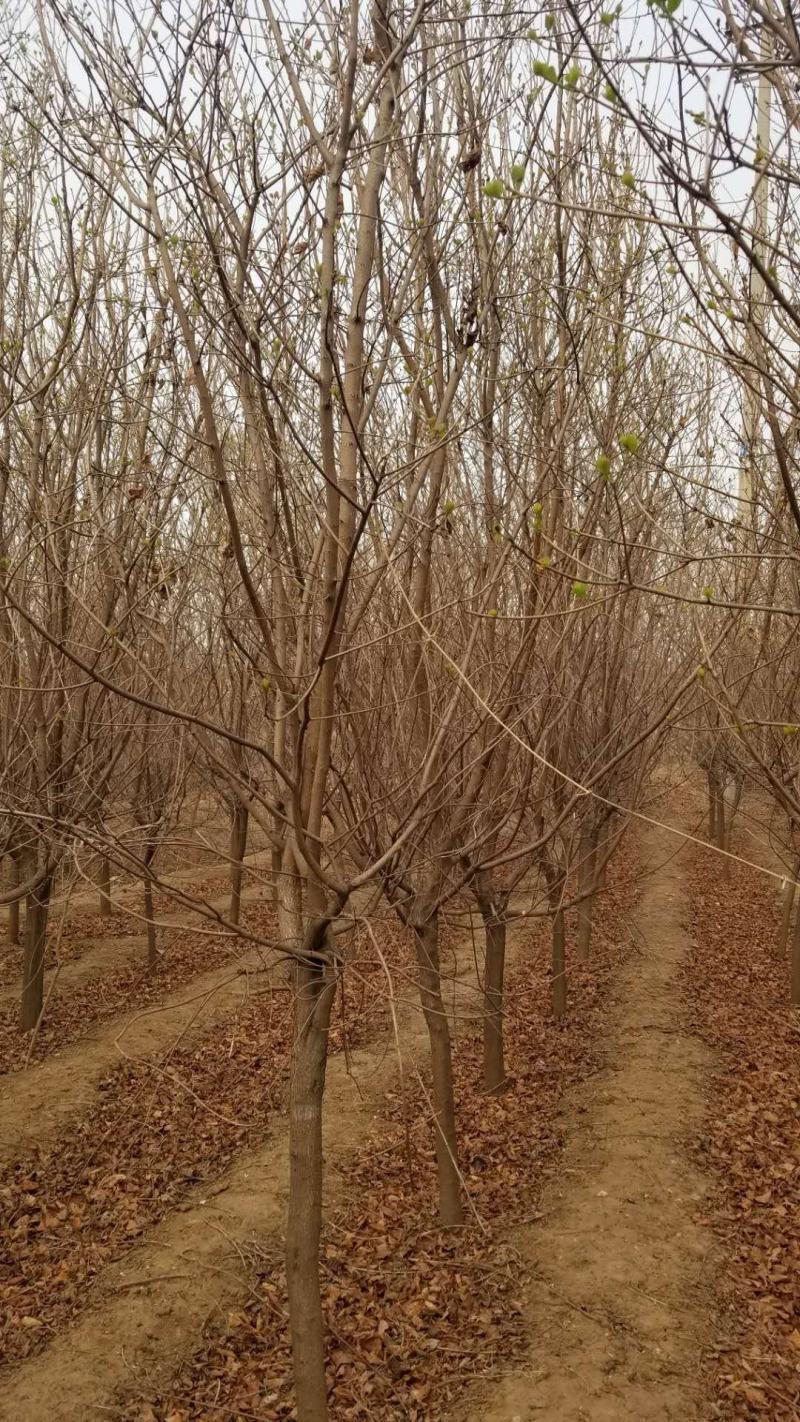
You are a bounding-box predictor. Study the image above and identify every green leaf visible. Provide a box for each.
[619,432,639,454]
[510,162,526,188]
[571,580,590,599]
[595,453,612,477]
[533,59,558,83]
[482,178,505,199]
[620,169,635,190]
[701,585,714,601]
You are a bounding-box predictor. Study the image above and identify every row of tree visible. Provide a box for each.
[1,0,799,1415]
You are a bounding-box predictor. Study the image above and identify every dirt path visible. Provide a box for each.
[0,946,271,1167]
[460,819,719,1422]
[0,1039,369,1422]
[0,907,534,1422]
[0,848,276,1011]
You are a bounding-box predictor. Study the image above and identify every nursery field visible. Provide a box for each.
[1,0,799,1416]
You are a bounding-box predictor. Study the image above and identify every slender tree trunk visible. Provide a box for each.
[144,879,157,969]
[791,890,800,1007]
[551,904,567,1020]
[595,816,615,891]
[20,875,53,1032]
[722,774,742,855]
[717,779,732,877]
[98,855,112,918]
[143,844,157,969]
[576,827,599,963]
[776,861,799,958]
[271,843,283,910]
[475,878,508,1094]
[711,782,727,855]
[707,771,720,846]
[7,852,20,946]
[229,803,249,927]
[286,957,336,1422]
[411,906,463,1225]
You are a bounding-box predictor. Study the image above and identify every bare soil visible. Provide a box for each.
[0,832,724,1422]
[0,945,271,1167]
[0,845,277,999]
[0,905,537,1422]
[458,817,719,1421]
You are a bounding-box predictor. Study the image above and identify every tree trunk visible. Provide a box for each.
[708,774,728,857]
[142,840,158,969]
[791,888,800,1007]
[576,828,599,963]
[144,878,157,969]
[7,852,20,946]
[776,862,799,958]
[475,881,507,1094]
[20,875,53,1032]
[723,777,741,853]
[271,843,283,910]
[229,803,249,927]
[411,908,463,1226]
[595,816,615,891]
[707,771,720,846]
[286,957,336,1422]
[717,785,731,877]
[551,905,567,1020]
[98,855,112,918]
[719,773,742,868]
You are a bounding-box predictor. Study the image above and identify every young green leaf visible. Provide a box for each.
[533,59,558,83]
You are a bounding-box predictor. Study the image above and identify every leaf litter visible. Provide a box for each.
[685,850,800,1421]
[114,855,637,1422]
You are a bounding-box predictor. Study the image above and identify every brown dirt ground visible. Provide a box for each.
[456,815,720,1422]
[0,945,272,1168]
[0,819,726,1422]
[0,903,535,1421]
[0,847,277,1004]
